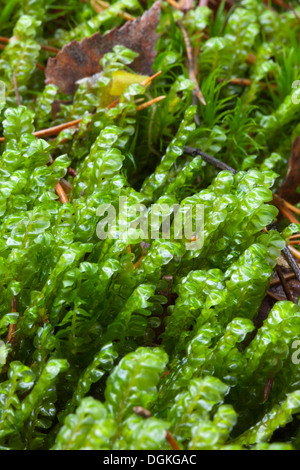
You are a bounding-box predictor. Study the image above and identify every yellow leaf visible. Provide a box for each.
[110,71,149,96]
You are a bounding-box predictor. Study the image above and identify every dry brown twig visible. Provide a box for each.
[166,0,182,8]
[288,245,300,261]
[276,265,294,302]
[135,95,166,112]
[180,22,206,107]
[7,297,17,344]
[272,194,300,224]
[166,430,181,450]
[270,272,295,286]
[267,290,284,301]
[264,377,274,401]
[13,72,21,106]
[55,182,69,204]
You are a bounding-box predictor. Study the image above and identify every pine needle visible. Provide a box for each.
[135,95,166,112]
[55,182,69,204]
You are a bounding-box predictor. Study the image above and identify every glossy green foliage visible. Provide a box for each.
[53,347,168,450]
[0,13,44,108]
[1,0,300,451]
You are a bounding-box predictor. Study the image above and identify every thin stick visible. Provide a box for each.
[287,245,300,262]
[13,72,21,106]
[142,71,162,87]
[281,206,299,224]
[267,221,300,284]
[134,255,146,269]
[273,193,300,214]
[7,297,17,344]
[277,265,294,302]
[273,194,299,224]
[107,97,123,110]
[283,245,300,281]
[218,77,276,90]
[281,199,300,215]
[39,44,60,53]
[166,431,181,450]
[192,35,202,126]
[34,118,82,138]
[36,63,46,72]
[218,77,253,87]
[193,37,201,77]
[55,183,69,204]
[166,0,181,8]
[227,78,253,87]
[264,377,274,401]
[184,145,238,173]
[267,290,284,301]
[270,272,295,286]
[180,22,206,106]
[135,95,166,112]
[60,178,72,195]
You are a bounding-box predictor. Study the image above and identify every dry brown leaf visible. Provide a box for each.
[279,137,300,205]
[45,1,161,95]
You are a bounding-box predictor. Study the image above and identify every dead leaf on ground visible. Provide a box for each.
[45,1,161,95]
[279,137,300,205]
